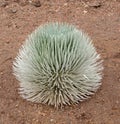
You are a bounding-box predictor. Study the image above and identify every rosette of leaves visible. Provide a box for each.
[13,23,103,108]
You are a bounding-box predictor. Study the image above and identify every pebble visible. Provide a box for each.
[6,41,10,44]
[38,111,46,116]
[0,1,8,7]
[19,0,29,6]
[10,8,17,13]
[29,0,41,7]
[115,100,119,104]
[11,9,17,13]
[50,119,54,122]
[87,1,102,8]
[15,104,19,107]
[50,118,57,123]
[64,3,68,6]
[83,10,87,14]
[0,72,3,75]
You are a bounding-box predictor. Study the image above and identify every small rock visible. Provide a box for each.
[50,118,56,122]
[11,8,17,13]
[80,112,92,120]
[64,3,68,6]
[6,41,10,44]
[115,100,119,104]
[0,72,3,75]
[15,104,18,107]
[83,10,87,14]
[38,111,46,116]
[13,0,28,6]
[87,1,102,8]
[0,1,8,7]
[19,0,28,6]
[113,52,120,58]
[50,119,54,122]
[29,0,41,7]
[112,106,118,110]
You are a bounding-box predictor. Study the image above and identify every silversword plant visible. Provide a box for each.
[13,23,103,108]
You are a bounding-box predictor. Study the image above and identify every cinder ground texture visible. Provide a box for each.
[0,0,120,124]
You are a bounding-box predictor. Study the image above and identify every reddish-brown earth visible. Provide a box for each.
[0,0,120,124]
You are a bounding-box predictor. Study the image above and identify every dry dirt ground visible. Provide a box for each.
[0,0,120,124]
